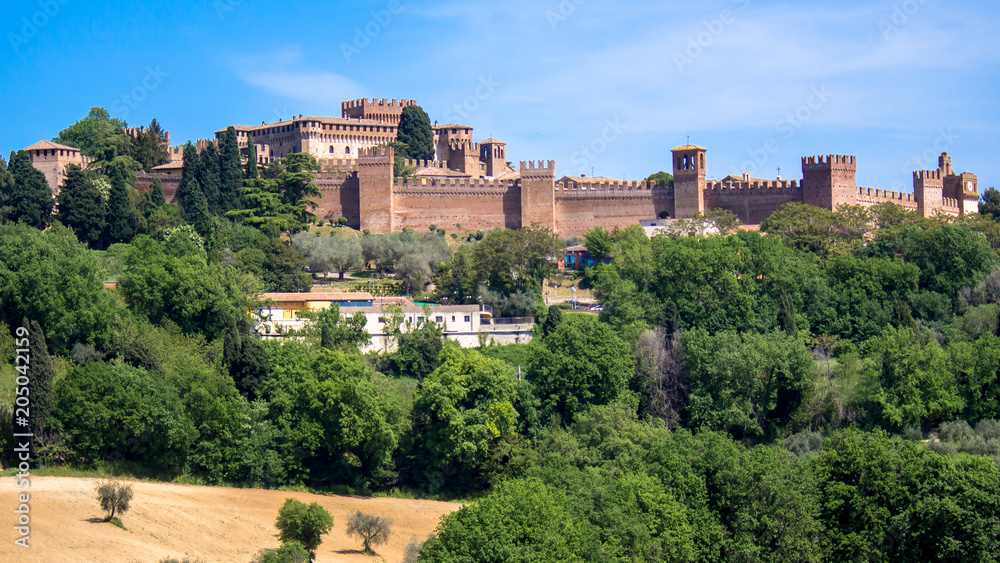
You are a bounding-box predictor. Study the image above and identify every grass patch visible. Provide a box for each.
[109,516,126,530]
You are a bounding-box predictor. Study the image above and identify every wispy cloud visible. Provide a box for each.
[224,48,365,109]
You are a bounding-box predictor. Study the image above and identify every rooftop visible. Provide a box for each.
[261,291,374,303]
[24,140,80,152]
[671,144,708,152]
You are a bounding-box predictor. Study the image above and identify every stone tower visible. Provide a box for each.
[913,169,944,218]
[480,138,506,178]
[801,155,857,211]
[672,145,706,218]
[519,160,556,230]
[447,139,482,178]
[23,140,92,194]
[357,146,394,234]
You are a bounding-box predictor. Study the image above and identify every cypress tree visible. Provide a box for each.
[179,143,201,196]
[219,126,243,213]
[7,150,54,228]
[542,304,564,337]
[397,105,434,161]
[321,321,334,350]
[0,153,15,221]
[245,135,259,179]
[180,178,213,237]
[56,164,107,246]
[149,177,166,207]
[105,163,134,244]
[199,142,222,214]
[24,318,55,436]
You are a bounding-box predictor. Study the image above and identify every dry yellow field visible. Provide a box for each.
[1,477,461,563]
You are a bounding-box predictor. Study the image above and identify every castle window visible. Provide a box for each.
[345,146,351,154]
[329,146,334,153]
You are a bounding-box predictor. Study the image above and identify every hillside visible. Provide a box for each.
[1,477,460,563]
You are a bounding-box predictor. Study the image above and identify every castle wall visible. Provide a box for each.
[391,178,521,232]
[704,181,802,224]
[313,175,360,226]
[855,187,919,211]
[554,180,672,236]
[135,172,181,204]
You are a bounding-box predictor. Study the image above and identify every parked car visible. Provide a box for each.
[589,304,604,311]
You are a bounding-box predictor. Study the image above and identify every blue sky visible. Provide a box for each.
[2,0,997,192]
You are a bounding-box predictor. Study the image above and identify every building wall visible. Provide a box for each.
[391,179,521,232]
[554,180,673,236]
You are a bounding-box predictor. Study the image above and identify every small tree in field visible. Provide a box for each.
[95,479,134,521]
[275,498,333,561]
[346,511,393,554]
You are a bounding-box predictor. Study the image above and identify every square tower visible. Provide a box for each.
[671,145,706,218]
[801,155,857,211]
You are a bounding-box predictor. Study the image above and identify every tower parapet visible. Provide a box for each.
[341,98,416,125]
[801,154,857,210]
[519,160,556,230]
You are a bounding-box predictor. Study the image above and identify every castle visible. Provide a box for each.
[25,98,981,236]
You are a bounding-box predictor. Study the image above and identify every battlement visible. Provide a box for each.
[914,169,943,180]
[393,177,517,192]
[520,160,555,172]
[706,179,799,191]
[448,139,478,152]
[341,98,416,110]
[802,154,856,167]
[404,159,449,169]
[857,187,914,203]
[555,179,669,192]
[358,145,393,164]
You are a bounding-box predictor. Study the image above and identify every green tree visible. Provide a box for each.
[228,178,301,234]
[645,170,674,187]
[219,126,244,213]
[55,164,106,246]
[396,105,434,161]
[148,177,166,207]
[274,498,334,560]
[407,347,520,491]
[0,223,122,350]
[979,187,1000,221]
[52,362,196,474]
[179,178,214,237]
[131,118,170,172]
[245,135,260,179]
[420,479,591,562]
[259,541,310,563]
[223,318,270,400]
[260,238,312,292]
[25,319,55,436]
[6,150,53,228]
[54,107,128,158]
[583,226,614,262]
[683,329,813,439]
[541,304,563,336]
[198,142,222,215]
[277,153,322,227]
[0,154,15,221]
[471,225,562,295]
[393,319,444,379]
[105,162,135,244]
[860,326,963,428]
[118,234,259,339]
[528,315,635,423]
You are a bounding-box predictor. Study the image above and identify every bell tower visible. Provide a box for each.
[672,144,706,218]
